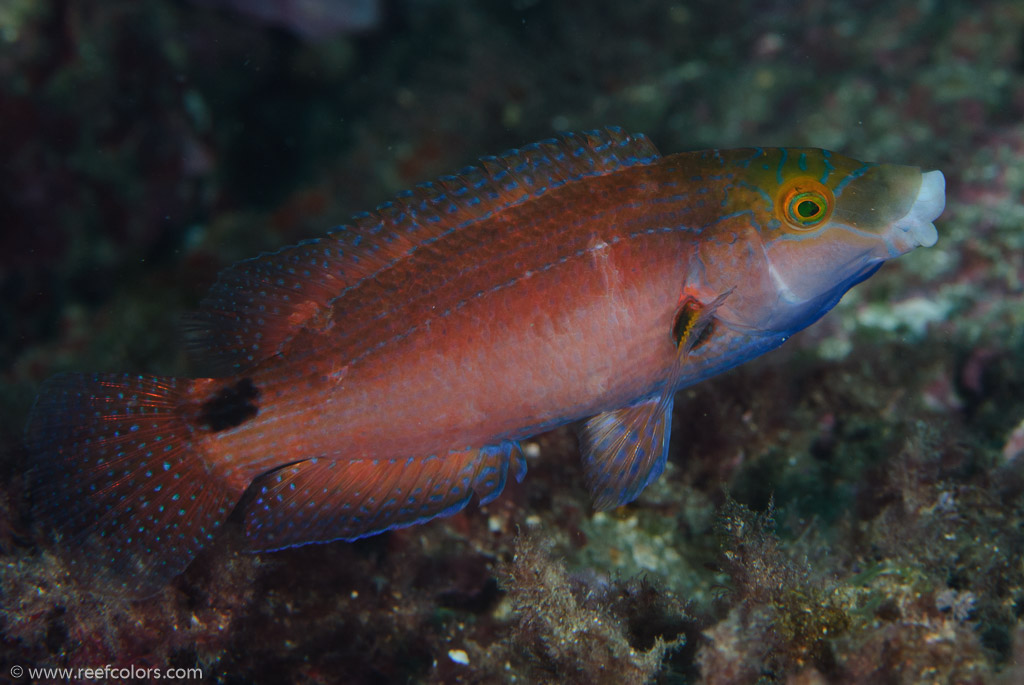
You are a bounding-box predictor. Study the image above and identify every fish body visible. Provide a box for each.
[26,129,945,592]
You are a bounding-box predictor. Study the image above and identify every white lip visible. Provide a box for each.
[892,169,945,248]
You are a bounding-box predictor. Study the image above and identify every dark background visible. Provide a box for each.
[2,1,1024,682]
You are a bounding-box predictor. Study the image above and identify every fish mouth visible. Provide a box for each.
[891,169,945,250]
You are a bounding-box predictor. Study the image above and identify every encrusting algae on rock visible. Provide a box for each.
[24,128,945,594]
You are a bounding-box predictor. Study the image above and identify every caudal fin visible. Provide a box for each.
[25,373,238,595]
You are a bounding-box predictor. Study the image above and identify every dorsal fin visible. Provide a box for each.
[184,128,661,374]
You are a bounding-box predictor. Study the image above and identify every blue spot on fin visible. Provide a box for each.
[578,394,673,511]
[183,128,661,374]
[243,441,526,552]
[25,373,238,597]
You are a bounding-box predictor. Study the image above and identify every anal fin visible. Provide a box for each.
[243,442,526,551]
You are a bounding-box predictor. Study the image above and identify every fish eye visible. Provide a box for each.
[777,178,834,231]
[790,192,826,222]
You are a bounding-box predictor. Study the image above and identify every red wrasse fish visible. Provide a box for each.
[26,128,945,593]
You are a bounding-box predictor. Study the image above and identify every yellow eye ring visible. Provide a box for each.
[777,178,834,230]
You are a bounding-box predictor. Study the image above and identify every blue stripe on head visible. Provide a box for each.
[820,149,835,184]
[832,163,874,198]
[738,180,773,209]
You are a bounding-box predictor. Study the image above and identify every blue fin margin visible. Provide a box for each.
[243,441,526,551]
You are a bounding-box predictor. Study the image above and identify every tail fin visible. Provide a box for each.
[25,373,238,595]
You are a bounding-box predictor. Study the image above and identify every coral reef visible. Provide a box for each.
[493,535,688,684]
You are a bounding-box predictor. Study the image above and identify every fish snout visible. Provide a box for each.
[891,169,945,250]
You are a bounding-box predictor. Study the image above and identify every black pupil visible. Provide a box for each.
[797,199,820,218]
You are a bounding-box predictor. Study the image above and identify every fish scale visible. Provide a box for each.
[25,128,945,594]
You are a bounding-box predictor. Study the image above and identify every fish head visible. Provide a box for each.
[696,148,945,334]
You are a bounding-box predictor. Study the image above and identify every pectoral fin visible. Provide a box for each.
[578,395,673,511]
[579,290,730,511]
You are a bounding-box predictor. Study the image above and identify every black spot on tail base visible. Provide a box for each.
[199,378,260,432]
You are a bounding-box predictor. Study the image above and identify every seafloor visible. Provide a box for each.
[1,1,1023,683]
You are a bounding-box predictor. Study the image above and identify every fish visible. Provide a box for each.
[24,128,946,593]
